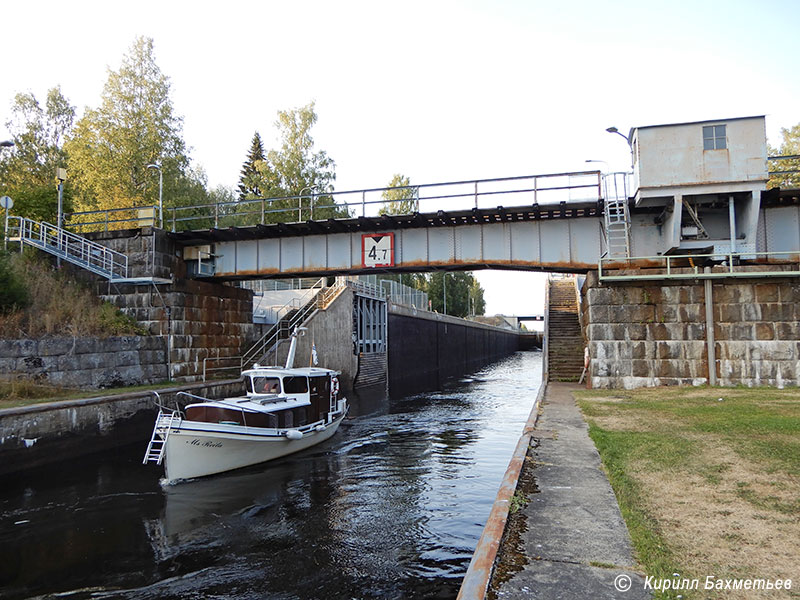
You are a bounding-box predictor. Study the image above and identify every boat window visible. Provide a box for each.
[252,377,281,394]
[283,376,309,394]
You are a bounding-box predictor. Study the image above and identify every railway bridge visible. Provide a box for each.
[6,115,800,389]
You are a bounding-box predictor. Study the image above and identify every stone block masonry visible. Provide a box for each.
[0,335,168,388]
[583,270,800,389]
[102,278,256,381]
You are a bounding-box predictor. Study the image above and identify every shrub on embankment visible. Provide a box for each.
[0,251,145,338]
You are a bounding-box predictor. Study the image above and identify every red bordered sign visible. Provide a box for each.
[362,233,395,268]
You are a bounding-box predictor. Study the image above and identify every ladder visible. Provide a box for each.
[7,216,129,280]
[142,409,182,465]
[602,173,632,260]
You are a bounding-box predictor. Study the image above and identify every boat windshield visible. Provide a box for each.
[249,376,281,394]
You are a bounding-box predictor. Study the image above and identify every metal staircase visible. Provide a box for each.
[8,216,129,280]
[602,173,632,260]
[240,277,347,370]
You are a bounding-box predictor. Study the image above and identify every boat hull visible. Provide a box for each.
[162,411,346,483]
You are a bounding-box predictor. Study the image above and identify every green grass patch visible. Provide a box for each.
[587,424,685,597]
[0,379,181,409]
[577,386,800,476]
[577,386,800,598]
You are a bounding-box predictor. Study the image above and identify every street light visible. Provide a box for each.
[605,126,630,144]
[146,163,163,229]
[585,159,609,172]
[298,186,315,221]
[606,127,634,169]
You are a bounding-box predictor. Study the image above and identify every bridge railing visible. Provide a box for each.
[64,205,160,233]
[62,171,603,233]
[599,250,800,281]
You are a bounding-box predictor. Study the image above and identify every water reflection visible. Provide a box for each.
[0,350,541,600]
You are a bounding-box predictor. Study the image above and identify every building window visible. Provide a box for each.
[703,124,726,150]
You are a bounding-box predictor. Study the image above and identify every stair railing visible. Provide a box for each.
[240,277,347,370]
[8,216,129,280]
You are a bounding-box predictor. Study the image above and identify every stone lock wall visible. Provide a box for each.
[79,227,257,382]
[0,336,168,388]
[102,279,255,382]
[583,270,800,389]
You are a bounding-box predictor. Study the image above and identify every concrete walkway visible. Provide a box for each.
[492,382,650,599]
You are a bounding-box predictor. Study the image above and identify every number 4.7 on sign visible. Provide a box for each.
[362,233,394,268]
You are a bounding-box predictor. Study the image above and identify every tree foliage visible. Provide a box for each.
[238,132,267,200]
[0,87,75,222]
[64,36,189,217]
[768,123,800,189]
[427,271,486,317]
[378,174,418,216]
[235,102,347,223]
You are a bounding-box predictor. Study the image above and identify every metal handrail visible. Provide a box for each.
[62,171,603,233]
[9,216,129,280]
[599,250,800,281]
[65,205,159,232]
[240,277,334,370]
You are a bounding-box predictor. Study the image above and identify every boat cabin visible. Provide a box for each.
[184,366,338,429]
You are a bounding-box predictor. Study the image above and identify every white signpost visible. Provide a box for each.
[362,233,395,268]
[1,195,12,250]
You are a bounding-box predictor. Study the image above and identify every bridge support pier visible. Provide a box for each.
[582,268,800,389]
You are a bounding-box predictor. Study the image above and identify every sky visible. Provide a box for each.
[2,0,799,317]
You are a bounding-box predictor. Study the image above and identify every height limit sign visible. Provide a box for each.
[362,233,395,268]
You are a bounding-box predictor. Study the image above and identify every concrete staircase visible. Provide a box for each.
[547,278,584,381]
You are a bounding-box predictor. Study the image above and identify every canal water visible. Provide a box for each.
[0,350,542,600]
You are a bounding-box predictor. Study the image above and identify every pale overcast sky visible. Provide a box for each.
[2,0,798,317]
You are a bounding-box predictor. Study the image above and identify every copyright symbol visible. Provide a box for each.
[614,573,632,592]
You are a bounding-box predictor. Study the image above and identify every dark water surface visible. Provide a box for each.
[0,351,542,600]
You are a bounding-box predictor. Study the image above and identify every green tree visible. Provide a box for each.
[65,36,189,222]
[469,276,486,316]
[264,101,347,221]
[768,123,800,188]
[427,271,485,317]
[238,131,267,200]
[378,174,418,216]
[0,87,75,222]
[237,102,348,224]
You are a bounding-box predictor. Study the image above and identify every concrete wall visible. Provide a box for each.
[0,336,167,388]
[268,287,360,390]
[584,270,800,389]
[388,303,519,391]
[0,379,245,475]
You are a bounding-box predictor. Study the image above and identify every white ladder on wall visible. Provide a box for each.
[602,173,632,260]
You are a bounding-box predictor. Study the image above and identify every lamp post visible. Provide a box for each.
[585,159,609,172]
[146,163,163,228]
[1,142,16,251]
[606,127,634,169]
[298,185,315,222]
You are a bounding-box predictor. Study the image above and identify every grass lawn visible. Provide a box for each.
[576,387,800,600]
[0,379,188,410]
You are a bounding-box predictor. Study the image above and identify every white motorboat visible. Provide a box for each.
[143,328,348,483]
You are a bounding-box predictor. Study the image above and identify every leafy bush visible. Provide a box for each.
[97,302,148,336]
